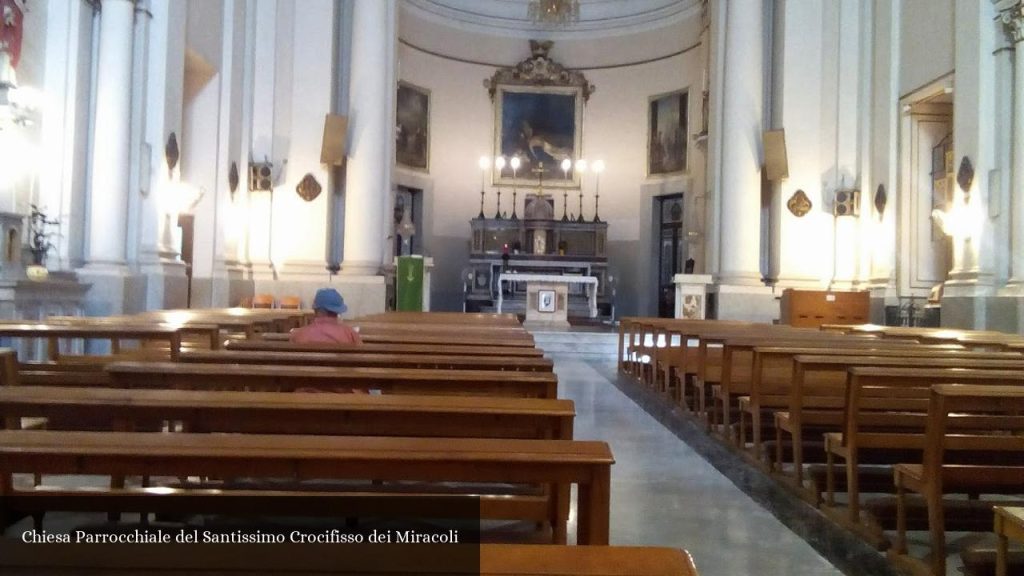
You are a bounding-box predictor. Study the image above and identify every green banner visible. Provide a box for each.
[396,256,424,311]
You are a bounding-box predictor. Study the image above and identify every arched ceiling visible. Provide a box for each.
[403,0,699,38]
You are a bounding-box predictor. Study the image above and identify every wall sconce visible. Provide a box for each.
[164,132,179,175]
[228,161,239,200]
[295,173,322,202]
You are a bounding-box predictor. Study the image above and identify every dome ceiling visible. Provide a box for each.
[403,0,699,38]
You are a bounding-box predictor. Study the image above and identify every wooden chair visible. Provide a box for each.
[279,295,302,309]
[252,294,275,309]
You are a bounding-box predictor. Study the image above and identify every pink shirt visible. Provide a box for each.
[289,316,362,345]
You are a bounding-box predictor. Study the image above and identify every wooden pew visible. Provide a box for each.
[103,362,559,399]
[0,385,575,540]
[359,311,522,326]
[0,324,196,362]
[352,321,532,335]
[224,339,545,358]
[741,346,1017,460]
[710,336,962,443]
[0,430,614,545]
[891,385,1024,576]
[181,350,554,372]
[822,369,1022,538]
[777,358,1024,488]
[0,543,698,576]
[0,386,574,439]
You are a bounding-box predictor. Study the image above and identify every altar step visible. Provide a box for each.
[530,330,620,359]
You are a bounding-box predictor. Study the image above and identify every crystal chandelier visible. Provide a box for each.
[528,0,580,27]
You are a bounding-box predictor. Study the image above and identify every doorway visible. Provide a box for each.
[177,213,195,308]
[657,194,686,318]
[898,81,953,299]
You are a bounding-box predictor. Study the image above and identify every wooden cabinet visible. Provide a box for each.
[779,289,869,328]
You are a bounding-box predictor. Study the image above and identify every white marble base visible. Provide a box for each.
[712,283,779,323]
[524,281,570,329]
[673,274,713,319]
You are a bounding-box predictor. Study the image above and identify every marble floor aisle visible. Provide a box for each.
[558,356,842,576]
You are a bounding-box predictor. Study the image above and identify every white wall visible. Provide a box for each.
[898,0,954,96]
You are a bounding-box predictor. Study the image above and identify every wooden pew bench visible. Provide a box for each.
[820,370,1022,547]
[0,430,614,545]
[225,339,545,357]
[181,350,554,372]
[0,386,575,439]
[773,358,1024,489]
[0,386,576,540]
[0,543,698,576]
[714,339,965,447]
[740,346,1015,462]
[890,385,1024,576]
[360,311,522,326]
[0,324,195,362]
[101,362,559,399]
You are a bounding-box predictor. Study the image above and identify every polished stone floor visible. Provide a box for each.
[557,356,842,576]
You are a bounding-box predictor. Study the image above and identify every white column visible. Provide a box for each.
[86,0,135,268]
[717,0,763,285]
[341,0,395,276]
[1001,3,1024,285]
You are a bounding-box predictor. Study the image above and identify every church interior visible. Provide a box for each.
[0,0,1023,575]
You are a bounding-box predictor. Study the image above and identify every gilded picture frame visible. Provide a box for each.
[396,81,430,172]
[493,84,583,189]
[647,89,689,177]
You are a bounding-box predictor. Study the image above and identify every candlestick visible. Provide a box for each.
[510,157,520,220]
[592,160,605,223]
[477,156,488,219]
[494,156,506,219]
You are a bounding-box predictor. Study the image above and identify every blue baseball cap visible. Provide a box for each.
[312,288,348,314]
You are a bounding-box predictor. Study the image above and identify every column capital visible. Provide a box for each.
[996,0,1024,43]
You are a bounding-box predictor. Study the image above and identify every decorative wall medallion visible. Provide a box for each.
[956,156,974,192]
[165,132,179,172]
[786,189,812,217]
[874,184,887,216]
[295,173,322,202]
[228,162,239,197]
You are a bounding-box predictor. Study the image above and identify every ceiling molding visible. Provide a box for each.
[403,0,699,39]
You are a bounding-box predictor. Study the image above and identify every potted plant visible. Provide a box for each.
[26,204,58,280]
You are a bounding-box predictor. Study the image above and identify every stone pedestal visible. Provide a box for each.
[673,274,713,319]
[0,271,91,360]
[525,281,570,329]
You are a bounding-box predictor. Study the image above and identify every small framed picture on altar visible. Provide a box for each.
[538,290,556,313]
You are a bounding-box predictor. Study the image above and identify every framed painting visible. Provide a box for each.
[493,84,583,189]
[648,90,688,176]
[396,81,430,171]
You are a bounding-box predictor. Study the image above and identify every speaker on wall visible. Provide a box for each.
[762,129,789,181]
[321,114,348,166]
[833,189,860,217]
[249,162,273,192]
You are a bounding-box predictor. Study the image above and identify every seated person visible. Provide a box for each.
[290,288,365,394]
[290,288,362,345]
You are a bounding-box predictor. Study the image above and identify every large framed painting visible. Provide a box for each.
[484,41,594,190]
[494,84,583,189]
[648,89,688,176]
[396,81,430,171]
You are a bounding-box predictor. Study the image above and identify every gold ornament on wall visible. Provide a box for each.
[295,173,322,202]
[787,189,812,217]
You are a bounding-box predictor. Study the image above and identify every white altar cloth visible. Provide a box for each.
[496,273,599,318]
